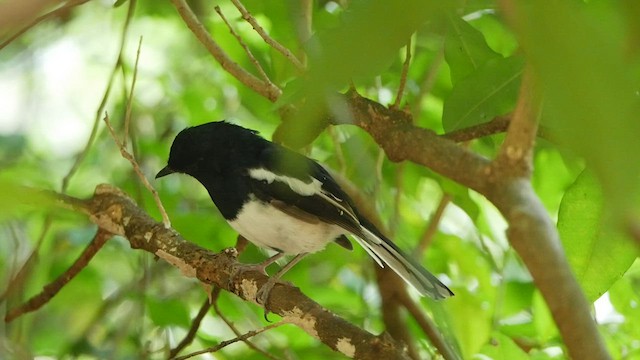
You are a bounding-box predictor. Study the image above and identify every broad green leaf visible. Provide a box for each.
[444,15,501,83]
[442,56,524,132]
[557,171,638,301]
[276,0,447,147]
[516,0,640,216]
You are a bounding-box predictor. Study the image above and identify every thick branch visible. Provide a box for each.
[333,91,608,360]
[486,69,609,360]
[53,184,409,360]
[336,91,493,195]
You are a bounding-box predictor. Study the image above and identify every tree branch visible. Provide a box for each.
[0,0,90,51]
[38,184,411,360]
[330,90,609,359]
[170,0,281,102]
[494,67,540,178]
[485,69,609,360]
[335,91,493,195]
[441,115,511,142]
[214,5,273,85]
[5,229,111,322]
[229,0,304,71]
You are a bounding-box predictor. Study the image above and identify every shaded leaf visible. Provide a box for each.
[444,15,501,83]
[517,0,640,216]
[557,171,639,301]
[442,55,523,132]
[276,0,447,147]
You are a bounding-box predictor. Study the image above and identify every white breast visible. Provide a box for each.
[228,199,346,254]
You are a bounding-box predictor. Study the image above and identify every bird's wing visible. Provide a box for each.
[252,144,453,299]
[247,144,360,248]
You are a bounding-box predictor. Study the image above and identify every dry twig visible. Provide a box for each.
[212,291,282,360]
[230,0,304,71]
[214,6,273,85]
[5,230,111,322]
[393,41,412,108]
[170,0,281,102]
[415,194,451,256]
[123,36,143,148]
[169,296,214,358]
[175,322,286,360]
[103,113,171,228]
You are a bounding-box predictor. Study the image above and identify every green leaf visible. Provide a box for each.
[557,171,639,301]
[442,56,524,132]
[517,0,640,216]
[444,15,501,83]
[277,0,448,147]
[146,298,191,328]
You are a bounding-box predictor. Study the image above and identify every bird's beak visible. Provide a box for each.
[156,166,175,179]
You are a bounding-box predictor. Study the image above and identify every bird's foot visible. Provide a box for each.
[256,277,293,321]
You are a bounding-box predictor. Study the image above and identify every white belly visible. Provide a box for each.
[228,199,345,254]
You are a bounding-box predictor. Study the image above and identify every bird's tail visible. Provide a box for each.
[352,226,454,300]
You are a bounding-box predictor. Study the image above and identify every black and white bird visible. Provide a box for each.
[156,121,453,301]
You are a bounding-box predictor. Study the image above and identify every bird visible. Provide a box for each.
[156,121,453,303]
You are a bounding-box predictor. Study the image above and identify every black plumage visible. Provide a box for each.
[156,121,453,300]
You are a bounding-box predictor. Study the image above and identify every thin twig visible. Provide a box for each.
[212,291,281,360]
[411,46,444,119]
[214,6,272,84]
[494,66,541,177]
[374,148,385,196]
[5,230,111,322]
[294,0,312,66]
[170,0,281,102]
[169,296,214,358]
[399,293,458,360]
[230,0,304,71]
[393,40,412,109]
[174,322,286,360]
[389,163,405,235]
[327,127,347,173]
[415,193,451,257]
[0,216,52,303]
[123,36,143,148]
[442,115,511,142]
[103,113,171,228]
[61,0,137,192]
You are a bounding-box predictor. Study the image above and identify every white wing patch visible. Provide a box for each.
[249,168,322,196]
[248,167,360,225]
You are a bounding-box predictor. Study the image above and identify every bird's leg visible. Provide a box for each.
[228,252,286,289]
[256,253,308,306]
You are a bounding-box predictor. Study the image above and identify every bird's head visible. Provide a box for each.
[156,121,260,180]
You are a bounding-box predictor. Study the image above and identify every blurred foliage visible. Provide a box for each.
[0,0,639,359]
